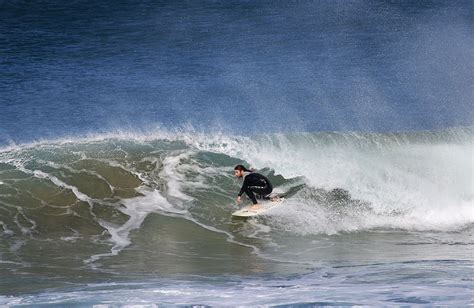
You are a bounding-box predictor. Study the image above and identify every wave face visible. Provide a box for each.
[1,128,472,238]
[0,127,473,302]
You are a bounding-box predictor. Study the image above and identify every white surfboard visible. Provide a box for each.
[232,197,284,217]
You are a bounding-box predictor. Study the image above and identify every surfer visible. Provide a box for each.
[234,165,273,209]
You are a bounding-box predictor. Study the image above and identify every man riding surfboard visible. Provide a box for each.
[234,165,273,210]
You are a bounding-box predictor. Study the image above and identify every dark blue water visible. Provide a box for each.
[1,1,473,145]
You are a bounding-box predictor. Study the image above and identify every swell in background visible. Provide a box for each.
[1,1,473,144]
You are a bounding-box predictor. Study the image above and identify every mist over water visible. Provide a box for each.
[1,1,473,144]
[1,0,473,306]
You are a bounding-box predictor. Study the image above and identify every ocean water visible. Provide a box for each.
[1,1,473,306]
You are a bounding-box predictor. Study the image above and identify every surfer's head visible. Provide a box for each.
[234,165,250,178]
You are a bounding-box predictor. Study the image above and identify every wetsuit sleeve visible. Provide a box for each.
[238,176,249,197]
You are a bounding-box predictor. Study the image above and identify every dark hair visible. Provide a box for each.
[234,164,251,172]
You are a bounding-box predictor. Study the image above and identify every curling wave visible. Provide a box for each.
[0,127,472,266]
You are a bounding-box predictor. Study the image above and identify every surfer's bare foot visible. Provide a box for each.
[250,204,261,210]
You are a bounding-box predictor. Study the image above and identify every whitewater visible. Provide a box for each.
[0,127,472,305]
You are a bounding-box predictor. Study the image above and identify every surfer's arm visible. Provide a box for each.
[238,177,249,197]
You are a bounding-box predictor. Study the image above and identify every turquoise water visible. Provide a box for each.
[0,129,472,305]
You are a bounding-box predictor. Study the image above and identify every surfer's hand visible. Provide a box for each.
[236,196,241,204]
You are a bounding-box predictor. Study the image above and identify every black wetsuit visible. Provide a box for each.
[238,172,273,205]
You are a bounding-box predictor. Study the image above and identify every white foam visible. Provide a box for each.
[33,170,94,206]
[0,221,14,235]
[159,151,195,201]
[45,161,116,194]
[189,132,474,233]
[85,187,183,264]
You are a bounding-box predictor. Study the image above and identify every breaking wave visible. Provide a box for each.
[0,126,472,265]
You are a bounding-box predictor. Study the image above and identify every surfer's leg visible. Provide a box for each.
[250,185,273,201]
[244,188,258,205]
